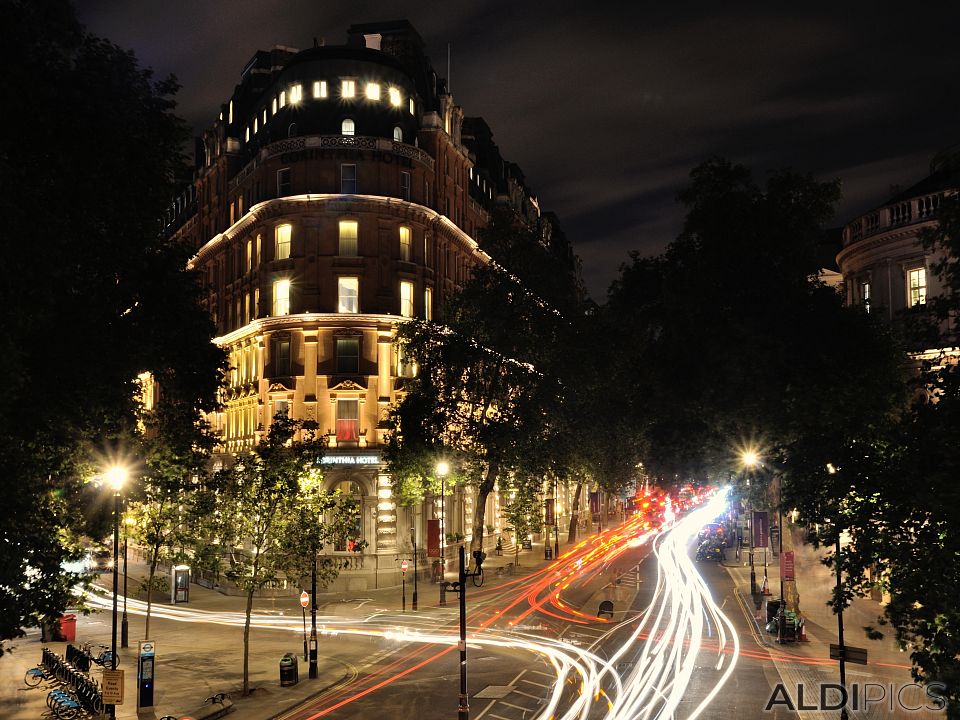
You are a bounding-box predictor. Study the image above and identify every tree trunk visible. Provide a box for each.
[469,462,499,559]
[144,553,159,641]
[242,586,254,695]
[567,480,584,544]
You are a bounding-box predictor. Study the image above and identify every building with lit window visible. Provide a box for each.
[164,21,579,589]
[838,151,959,331]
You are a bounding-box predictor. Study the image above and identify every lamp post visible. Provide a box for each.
[741,451,759,596]
[410,528,419,611]
[105,466,127,719]
[121,509,133,648]
[554,476,560,559]
[437,461,449,603]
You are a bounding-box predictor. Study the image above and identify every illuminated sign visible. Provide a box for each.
[320,454,380,466]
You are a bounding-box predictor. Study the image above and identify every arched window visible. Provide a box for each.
[393,126,403,143]
[287,122,298,138]
[341,118,355,136]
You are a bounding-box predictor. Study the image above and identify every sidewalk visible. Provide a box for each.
[722,525,941,719]
[0,531,591,720]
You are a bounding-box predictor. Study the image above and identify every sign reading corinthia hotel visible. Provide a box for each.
[319,452,381,466]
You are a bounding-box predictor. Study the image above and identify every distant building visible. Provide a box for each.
[837,151,960,340]
[162,20,581,589]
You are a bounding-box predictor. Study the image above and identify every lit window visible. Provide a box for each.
[338,277,359,313]
[272,97,277,115]
[341,118,355,136]
[338,220,358,256]
[341,79,355,98]
[400,281,414,318]
[393,126,403,142]
[290,84,302,103]
[254,117,258,133]
[336,336,360,373]
[256,234,261,265]
[277,167,291,197]
[279,90,286,108]
[365,82,380,101]
[273,337,291,376]
[272,279,290,316]
[275,224,291,260]
[409,98,415,115]
[262,109,267,124]
[399,226,411,261]
[425,287,433,321]
[246,239,252,271]
[388,86,402,106]
[908,267,927,306]
[245,127,250,143]
[336,399,359,442]
[313,80,327,99]
[861,281,871,313]
[400,171,410,201]
[341,164,357,194]
[228,100,233,124]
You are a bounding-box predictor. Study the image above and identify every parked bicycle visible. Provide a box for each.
[75,641,117,668]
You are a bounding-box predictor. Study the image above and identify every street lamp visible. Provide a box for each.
[437,460,449,588]
[121,510,135,648]
[104,465,127,719]
[741,451,759,595]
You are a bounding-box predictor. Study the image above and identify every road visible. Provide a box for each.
[69,488,943,720]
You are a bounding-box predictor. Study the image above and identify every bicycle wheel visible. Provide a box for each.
[24,667,44,687]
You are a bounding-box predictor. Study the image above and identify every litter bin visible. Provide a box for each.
[59,614,77,642]
[765,599,782,624]
[544,546,553,560]
[279,653,299,686]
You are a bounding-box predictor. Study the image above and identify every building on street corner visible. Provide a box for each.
[161,20,583,591]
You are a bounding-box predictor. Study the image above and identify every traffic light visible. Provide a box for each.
[472,550,486,572]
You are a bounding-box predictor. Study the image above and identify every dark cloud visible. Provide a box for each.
[76,1,960,299]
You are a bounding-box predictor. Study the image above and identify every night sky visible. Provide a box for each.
[76,1,960,299]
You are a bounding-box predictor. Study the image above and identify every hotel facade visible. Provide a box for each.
[163,21,583,590]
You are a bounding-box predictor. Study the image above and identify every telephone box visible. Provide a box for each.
[171,565,190,604]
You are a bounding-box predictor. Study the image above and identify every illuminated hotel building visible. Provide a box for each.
[164,21,576,588]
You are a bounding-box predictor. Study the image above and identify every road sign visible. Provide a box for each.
[102,669,124,704]
[300,591,309,608]
[830,643,868,665]
[139,640,155,657]
[401,559,408,573]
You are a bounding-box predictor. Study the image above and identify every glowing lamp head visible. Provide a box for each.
[741,451,759,469]
[436,461,450,478]
[105,466,128,491]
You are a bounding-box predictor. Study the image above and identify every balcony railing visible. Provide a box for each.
[845,192,947,245]
[229,135,434,191]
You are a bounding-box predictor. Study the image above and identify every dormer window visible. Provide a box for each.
[365,82,380,101]
[341,118,355,136]
[341,79,356,98]
[290,84,302,104]
[313,80,327,99]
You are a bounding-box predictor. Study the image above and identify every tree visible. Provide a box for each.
[213,415,357,696]
[501,481,544,567]
[0,0,225,653]
[387,209,582,556]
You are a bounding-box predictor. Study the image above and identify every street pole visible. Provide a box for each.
[440,476,446,605]
[121,500,129,648]
[309,553,318,679]
[553,477,560,559]
[301,599,307,662]
[457,545,469,720]
[109,488,120,719]
[836,533,849,720]
[749,503,757,596]
[411,531,419,611]
[777,479,786,642]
